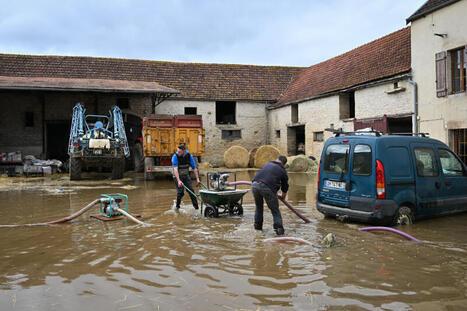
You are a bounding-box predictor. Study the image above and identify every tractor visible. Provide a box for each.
[68,103,130,180]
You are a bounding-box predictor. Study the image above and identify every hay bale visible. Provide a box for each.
[286,155,310,172]
[307,157,319,173]
[223,146,249,168]
[254,145,280,168]
[197,161,212,170]
[249,147,258,168]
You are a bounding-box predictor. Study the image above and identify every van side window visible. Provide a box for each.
[352,144,372,175]
[438,149,464,176]
[324,144,350,174]
[414,148,439,177]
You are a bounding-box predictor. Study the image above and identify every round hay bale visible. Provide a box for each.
[306,157,319,173]
[254,145,280,168]
[249,147,258,168]
[197,161,212,171]
[287,155,310,172]
[223,146,249,168]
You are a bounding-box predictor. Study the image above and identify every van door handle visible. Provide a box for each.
[445,181,452,186]
[435,181,441,189]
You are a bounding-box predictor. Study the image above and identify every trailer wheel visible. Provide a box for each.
[394,206,413,225]
[204,205,219,218]
[230,203,243,216]
[112,157,125,179]
[69,157,82,180]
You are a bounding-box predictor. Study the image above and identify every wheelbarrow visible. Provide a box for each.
[181,171,249,218]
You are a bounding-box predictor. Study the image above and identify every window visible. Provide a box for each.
[116,98,130,109]
[313,131,324,142]
[185,107,197,115]
[216,101,236,124]
[25,112,34,127]
[435,47,467,97]
[276,130,281,138]
[221,130,241,140]
[414,148,439,177]
[452,129,467,165]
[352,144,372,175]
[451,47,466,93]
[324,144,350,174]
[291,104,298,123]
[438,149,464,176]
[339,91,355,119]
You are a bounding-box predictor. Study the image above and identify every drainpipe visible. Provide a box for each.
[408,78,418,135]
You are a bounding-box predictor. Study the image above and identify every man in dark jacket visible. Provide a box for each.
[251,155,289,235]
[172,145,200,209]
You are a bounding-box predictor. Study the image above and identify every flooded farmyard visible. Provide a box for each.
[0,171,466,310]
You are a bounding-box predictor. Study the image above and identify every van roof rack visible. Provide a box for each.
[325,128,383,137]
[390,132,430,137]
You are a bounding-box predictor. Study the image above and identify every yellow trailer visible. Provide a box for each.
[141,115,205,180]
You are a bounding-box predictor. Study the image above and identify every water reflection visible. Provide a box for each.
[0,172,466,310]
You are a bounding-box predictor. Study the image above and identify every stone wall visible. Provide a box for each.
[411,0,467,143]
[268,79,413,160]
[0,91,151,158]
[155,99,268,166]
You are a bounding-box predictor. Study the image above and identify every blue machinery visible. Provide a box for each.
[68,103,130,158]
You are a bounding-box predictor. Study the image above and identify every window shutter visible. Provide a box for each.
[435,51,447,97]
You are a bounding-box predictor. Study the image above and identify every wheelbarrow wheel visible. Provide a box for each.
[230,203,243,216]
[204,205,219,218]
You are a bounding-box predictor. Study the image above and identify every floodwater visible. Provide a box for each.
[0,171,466,311]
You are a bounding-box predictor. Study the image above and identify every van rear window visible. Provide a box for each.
[352,144,372,175]
[324,144,350,173]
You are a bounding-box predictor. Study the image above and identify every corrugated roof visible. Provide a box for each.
[0,54,303,101]
[0,76,180,94]
[273,27,411,108]
[406,0,460,23]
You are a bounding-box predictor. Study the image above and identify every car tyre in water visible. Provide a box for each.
[204,205,219,218]
[394,206,413,225]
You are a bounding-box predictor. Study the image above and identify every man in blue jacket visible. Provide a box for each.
[172,144,200,209]
[252,155,289,235]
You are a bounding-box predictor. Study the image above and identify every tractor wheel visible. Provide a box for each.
[69,157,82,180]
[112,157,125,179]
[229,203,243,216]
[394,206,413,226]
[204,205,219,218]
[133,143,144,172]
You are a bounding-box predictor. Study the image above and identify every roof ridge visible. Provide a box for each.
[0,53,304,69]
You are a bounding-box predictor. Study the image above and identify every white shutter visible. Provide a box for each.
[435,51,447,97]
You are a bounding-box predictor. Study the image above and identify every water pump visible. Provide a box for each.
[99,193,129,218]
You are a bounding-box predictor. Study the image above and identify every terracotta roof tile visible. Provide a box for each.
[0,54,303,101]
[274,27,411,107]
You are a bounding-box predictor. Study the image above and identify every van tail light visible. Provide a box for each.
[317,161,321,190]
[376,159,385,199]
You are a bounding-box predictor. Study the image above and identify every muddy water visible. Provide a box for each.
[0,172,466,310]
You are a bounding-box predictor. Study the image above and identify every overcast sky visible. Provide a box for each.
[0,0,426,67]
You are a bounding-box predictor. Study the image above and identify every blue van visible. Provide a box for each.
[316,132,467,225]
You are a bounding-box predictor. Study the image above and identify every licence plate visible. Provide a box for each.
[94,149,102,155]
[325,180,346,190]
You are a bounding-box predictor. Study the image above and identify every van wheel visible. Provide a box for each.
[394,206,413,225]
